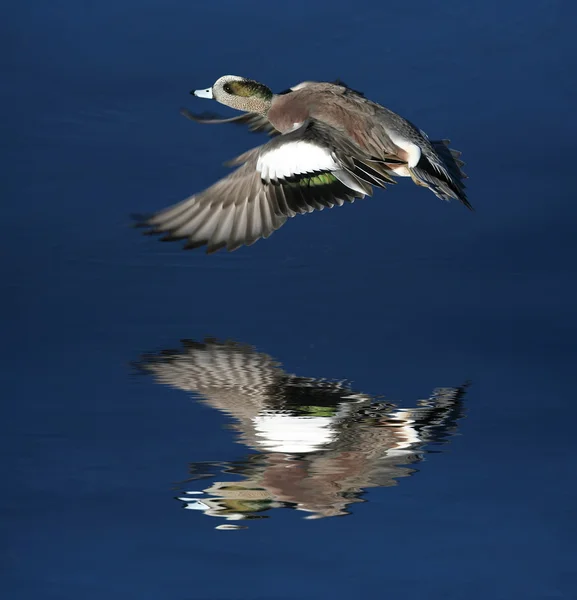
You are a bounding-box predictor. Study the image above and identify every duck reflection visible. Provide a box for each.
[137,338,467,525]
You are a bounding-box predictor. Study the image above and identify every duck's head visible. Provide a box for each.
[192,75,273,114]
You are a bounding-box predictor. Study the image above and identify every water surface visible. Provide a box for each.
[3,0,577,598]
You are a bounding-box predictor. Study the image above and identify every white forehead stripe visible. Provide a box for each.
[256,142,339,181]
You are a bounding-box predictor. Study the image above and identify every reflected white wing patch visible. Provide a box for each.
[256,142,340,181]
[253,413,338,453]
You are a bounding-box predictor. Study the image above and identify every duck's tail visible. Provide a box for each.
[410,140,472,210]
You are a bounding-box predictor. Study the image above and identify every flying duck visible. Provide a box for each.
[139,76,469,253]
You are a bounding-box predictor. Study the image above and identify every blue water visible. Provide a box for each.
[3,0,577,598]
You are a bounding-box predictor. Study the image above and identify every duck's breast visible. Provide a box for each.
[268,95,310,133]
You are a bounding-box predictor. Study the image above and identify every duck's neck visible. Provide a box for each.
[220,82,274,115]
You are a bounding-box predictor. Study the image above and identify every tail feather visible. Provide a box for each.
[435,140,468,181]
[410,140,472,210]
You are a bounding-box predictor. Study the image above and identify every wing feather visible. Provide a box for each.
[139,119,393,252]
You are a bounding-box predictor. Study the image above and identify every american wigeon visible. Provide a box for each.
[139,76,469,253]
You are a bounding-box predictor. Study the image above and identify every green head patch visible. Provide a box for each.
[224,79,272,100]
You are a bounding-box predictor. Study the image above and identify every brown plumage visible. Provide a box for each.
[138,76,470,254]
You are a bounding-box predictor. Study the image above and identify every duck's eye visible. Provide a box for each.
[222,80,256,97]
[224,81,248,96]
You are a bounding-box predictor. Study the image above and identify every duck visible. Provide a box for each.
[139,75,469,254]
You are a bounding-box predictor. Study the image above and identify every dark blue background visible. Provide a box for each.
[3,0,576,598]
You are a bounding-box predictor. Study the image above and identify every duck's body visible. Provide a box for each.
[140,76,469,253]
[268,82,466,191]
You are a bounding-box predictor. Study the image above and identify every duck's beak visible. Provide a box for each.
[191,87,214,99]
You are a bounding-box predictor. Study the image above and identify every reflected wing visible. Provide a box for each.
[137,338,371,424]
[137,339,284,421]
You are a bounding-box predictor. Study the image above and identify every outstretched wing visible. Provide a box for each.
[138,119,396,253]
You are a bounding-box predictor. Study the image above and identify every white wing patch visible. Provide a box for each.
[256,142,339,181]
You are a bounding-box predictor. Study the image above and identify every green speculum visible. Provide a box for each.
[296,405,339,417]
[296,172,337,187]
